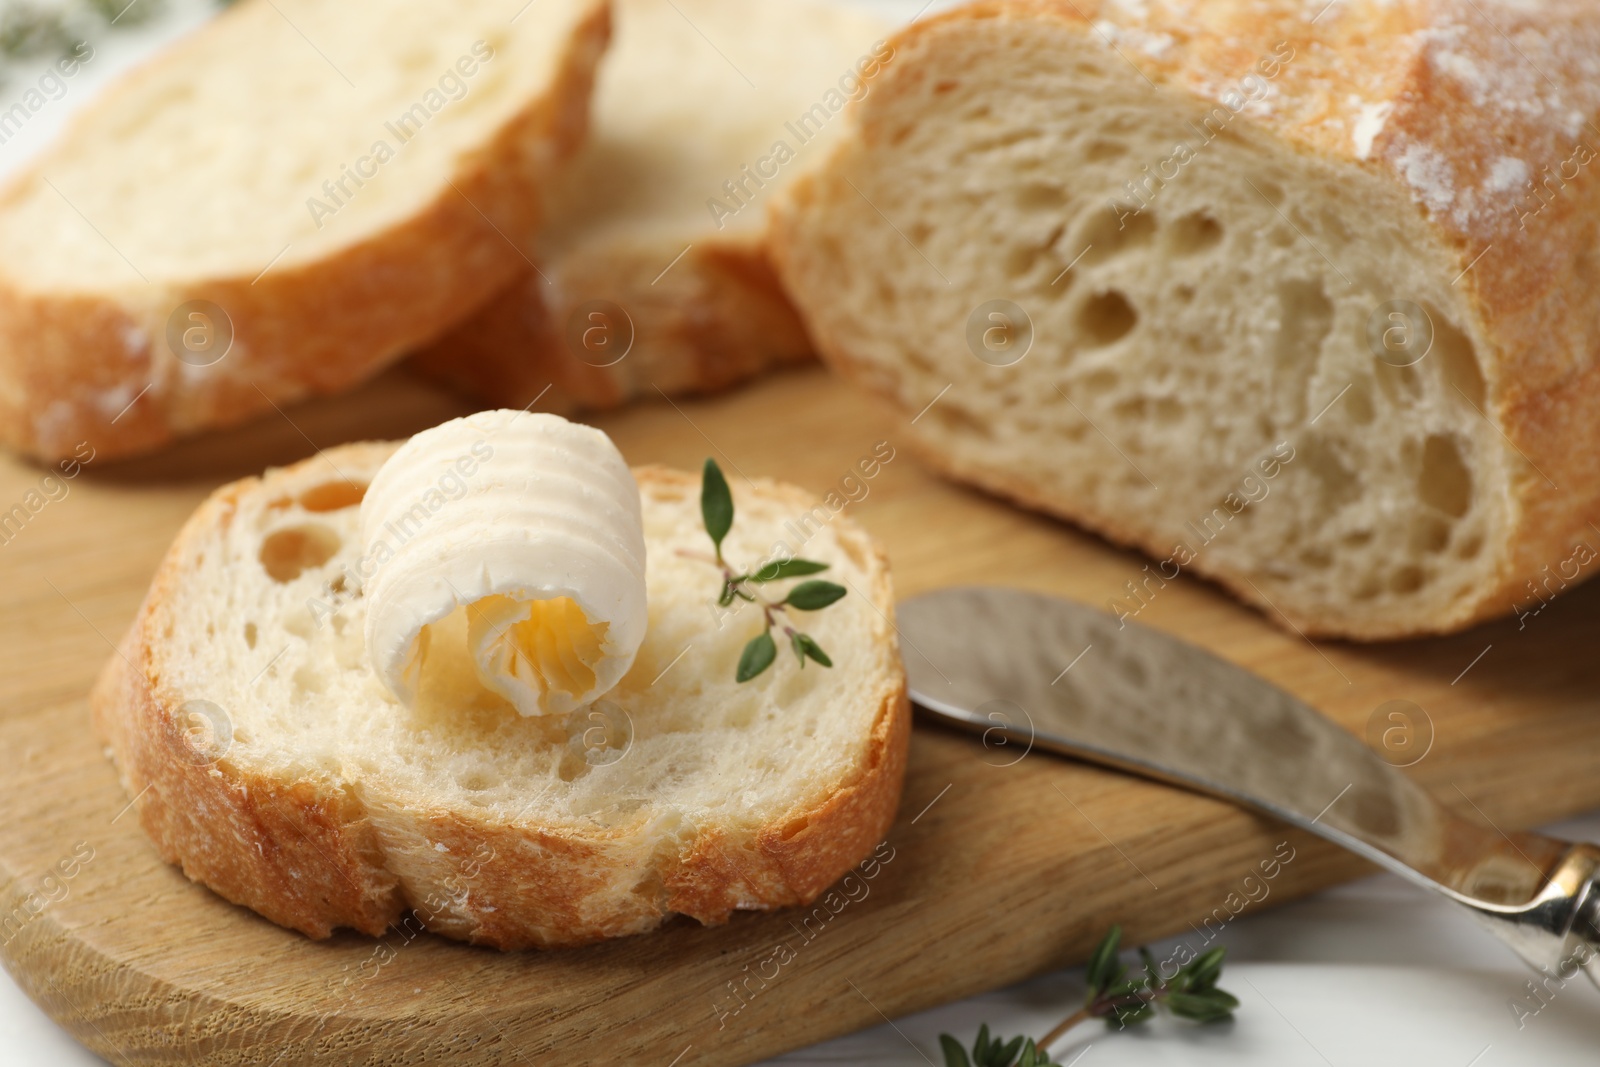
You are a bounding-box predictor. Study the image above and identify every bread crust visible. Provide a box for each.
[409,0,896,412]
[0,1,612,465]
[410,231,815,414]
[90,448,909,949]
[770,0,1600,640]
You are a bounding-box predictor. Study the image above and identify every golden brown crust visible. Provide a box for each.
[90,445,909,949]
[0,2,611,465]
[409,230,815,414]
[771,0,1600,640]
[90,458,408,939]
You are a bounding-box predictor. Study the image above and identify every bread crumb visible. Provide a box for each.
[1352,101,1392,160]
[1485,156,1528,194]
[1394,142,1456,215]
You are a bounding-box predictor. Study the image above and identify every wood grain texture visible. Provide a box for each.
[3,366,1600,1065]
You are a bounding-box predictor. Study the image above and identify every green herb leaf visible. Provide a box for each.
[791,633,833,668]
[1017,1039,1054,1067]
[939,1034,972,1067]
[1084,925,1122,995]
[1182,947,1227,992]
[736,630,777,683]
[1139,946,1159,986]
[751,557,831,581]
[785,580,847,611]
[1164,990,1238,1023]
[942,924,1237,1067]
[717,583,737,607]
[701,458,734,560]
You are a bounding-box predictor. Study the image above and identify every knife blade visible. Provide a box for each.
[897,586,1600,982]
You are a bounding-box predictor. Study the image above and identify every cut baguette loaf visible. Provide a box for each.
[771,0,1600,640]
[91,443,908,948]
[412,0,894,413]
[0,0,610,463]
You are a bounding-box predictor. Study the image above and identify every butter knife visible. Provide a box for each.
[898,586,1600,986]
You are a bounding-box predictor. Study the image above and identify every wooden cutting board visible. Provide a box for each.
[4,366,1600,1067]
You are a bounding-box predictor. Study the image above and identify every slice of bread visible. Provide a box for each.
[0,0,610,463]
[90,442,908,948]
[412,0,894,413]
[770,0,1600,640]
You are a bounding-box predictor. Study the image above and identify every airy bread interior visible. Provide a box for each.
[542,0,889,253]
[0,0,594,288]
[413,0,891,411]
[156,445,896,927]
[777,14,1507,637]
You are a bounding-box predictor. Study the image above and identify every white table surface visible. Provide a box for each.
[4,1,1599,1064]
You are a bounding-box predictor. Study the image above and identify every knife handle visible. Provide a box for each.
[1468,842,1600,990]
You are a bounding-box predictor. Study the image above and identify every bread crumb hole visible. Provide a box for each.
[244,622,258,649]
[293,664,325,694]
[1084,139,1126,162]
[1113,396,1147,420]
[1077,369,1120,399]
[929,403,993,439]
[1426,308,1486,410]
[1390,566,1426,595]
[1274,279,1334,383]
[1299,437,1361,510]
[1300,547,1333,570]
[299,481,367,512]
[1410,516,1452,555]
[1167,212,1223,256]
[1078,205,1155,265]
[1077,290,1137,346]
[1377,363,1424,404]
[1016,183,1067,211]
[260,524,342,582]
[1418,434,1472,518]
[1457,533,1484,559]
[1003,244,1040,279]
[1345,379,1376,425]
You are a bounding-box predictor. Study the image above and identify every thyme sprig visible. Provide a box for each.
[695,458,845,683]
[940,926,1239,1067]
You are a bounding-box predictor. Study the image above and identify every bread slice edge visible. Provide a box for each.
[90,446,910,949]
